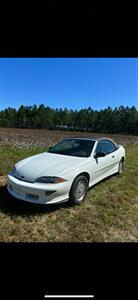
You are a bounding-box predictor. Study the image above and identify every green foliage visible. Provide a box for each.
[0,104,138,134]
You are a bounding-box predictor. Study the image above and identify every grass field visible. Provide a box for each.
[0,128,138,242]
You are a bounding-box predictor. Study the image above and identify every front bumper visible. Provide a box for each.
[7,174,71,204]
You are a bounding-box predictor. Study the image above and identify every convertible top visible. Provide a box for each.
[64,136,119,148]
[65,136,117,142]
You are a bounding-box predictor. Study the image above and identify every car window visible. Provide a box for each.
[96,140,117,155]
[96,141,104,153]
[53,140,79,151]
[48,139,95,157]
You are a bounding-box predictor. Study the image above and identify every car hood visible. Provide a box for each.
[14,152,86,183]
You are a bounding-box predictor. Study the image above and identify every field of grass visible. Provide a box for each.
[0,128,138,242]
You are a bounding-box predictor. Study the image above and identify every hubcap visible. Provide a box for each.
[119,161,123,174]
[74,180,86,201]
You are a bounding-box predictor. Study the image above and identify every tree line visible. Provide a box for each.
[0,104,138,135]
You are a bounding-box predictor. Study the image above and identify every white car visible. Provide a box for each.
[7,137,125,205]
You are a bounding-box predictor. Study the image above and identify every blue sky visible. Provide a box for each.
[0,58,138,111]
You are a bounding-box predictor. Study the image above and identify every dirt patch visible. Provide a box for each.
[0,176,7,186]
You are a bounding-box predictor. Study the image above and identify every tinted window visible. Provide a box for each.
[96,140,117,155]
[48,139,95,157]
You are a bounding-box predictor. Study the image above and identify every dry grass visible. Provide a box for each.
[0,128,138,242]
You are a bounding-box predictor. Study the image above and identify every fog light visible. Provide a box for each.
[45,190,56,196]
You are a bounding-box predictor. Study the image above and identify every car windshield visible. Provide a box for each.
[48,139,95,157]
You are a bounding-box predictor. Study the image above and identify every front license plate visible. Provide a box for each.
[26,193,39,200]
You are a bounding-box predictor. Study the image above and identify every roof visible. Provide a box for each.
[64,136,97,141]
[63,136,118,146]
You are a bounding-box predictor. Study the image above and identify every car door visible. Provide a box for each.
[91,140,119,183]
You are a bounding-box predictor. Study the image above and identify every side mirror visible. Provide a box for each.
[48,146,53,152]
[94,151,105,158]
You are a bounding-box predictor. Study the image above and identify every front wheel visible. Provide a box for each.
[69,175,89,205]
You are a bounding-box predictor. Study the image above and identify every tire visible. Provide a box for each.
[69,175,89,205]
[118,158,124,174]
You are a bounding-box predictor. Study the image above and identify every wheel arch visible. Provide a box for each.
[73,171,90,184]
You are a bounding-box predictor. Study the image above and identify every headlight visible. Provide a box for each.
[35,176,67,184]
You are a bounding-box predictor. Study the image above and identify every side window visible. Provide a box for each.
[96,140,117,155]
[96,141,105,153]
[103,141,117,154]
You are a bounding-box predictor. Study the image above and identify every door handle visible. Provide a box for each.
[112,155,115,158]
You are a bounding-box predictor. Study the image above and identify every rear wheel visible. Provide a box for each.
[118,159,124,174]
[69,175,89,205]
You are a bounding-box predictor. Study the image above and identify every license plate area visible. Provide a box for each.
[26,193,39,200]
